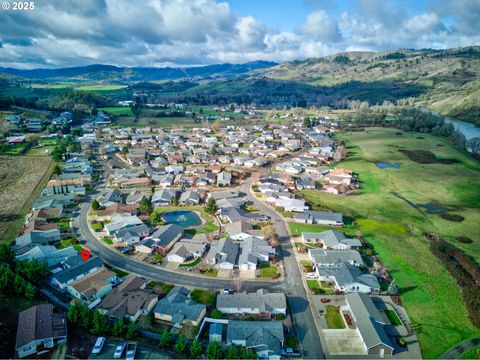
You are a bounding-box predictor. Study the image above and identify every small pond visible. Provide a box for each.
[162,210,202,228]
[417,203,448,214]
[376,162,401,169]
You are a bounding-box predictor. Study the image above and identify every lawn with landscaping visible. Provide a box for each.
[385,309,402,326]
[325,305,345,329]
[259,263,278,278]
[190,289,215,305]
[151,205,218,234]
[300,128,480,358]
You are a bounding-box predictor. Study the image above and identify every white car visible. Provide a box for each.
[92,337,105,355]
[114,342,126,359]
[126,342,137,360]
[306,273,318,279]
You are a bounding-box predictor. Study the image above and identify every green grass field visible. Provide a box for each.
[300,128,480,358]
[115,116,207,128]
[75,85,127,91]
[99,107,134,116]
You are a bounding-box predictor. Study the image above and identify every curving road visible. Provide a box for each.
[73,140,324,358]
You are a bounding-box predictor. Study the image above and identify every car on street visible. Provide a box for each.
[92,337,105,355]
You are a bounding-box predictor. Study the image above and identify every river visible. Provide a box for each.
[445,117,480,141]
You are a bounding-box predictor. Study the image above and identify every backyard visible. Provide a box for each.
[300,128,480,357]
[324,305,345,329]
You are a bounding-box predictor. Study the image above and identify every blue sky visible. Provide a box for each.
[0,0,478,68]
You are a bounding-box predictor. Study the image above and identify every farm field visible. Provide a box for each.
[74,84,127,92]
[0,155,54,244]
[300,128,480,358]
[98,107,134,116]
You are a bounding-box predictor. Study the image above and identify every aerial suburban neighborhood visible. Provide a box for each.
[1,1,480,360]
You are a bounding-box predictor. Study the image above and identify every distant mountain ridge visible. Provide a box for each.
[0,60,277,82]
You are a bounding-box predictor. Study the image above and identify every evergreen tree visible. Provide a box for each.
[91,311,109,335]
[190,339,202,358]
[226,345,239,359]
[52,164,62,176]
[206,342,223,359]
[126,322,137,340]
[139,196,153,215]
[159,330,170,348]
[92,199,101,210]
[112,318,126,337]
[205,198,218,215]
[174,335,187,355]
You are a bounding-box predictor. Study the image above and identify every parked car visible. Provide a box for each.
[223,288,230,295]
[282,348,301,357]
[320,298,331,303]
[114,342,126,359]
[92,337,105,355]
[306,272,318,279]
[126,342,137,360]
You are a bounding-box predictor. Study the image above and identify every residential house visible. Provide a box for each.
[179,190,201,205]
[99,189,123,207]
[317,263,380,294]
[118,177,152,188]
[149,224,184,254]
[13,229,61,253]
[226,320,284,360]
[67,268,117,306]
[104,214,143,236]
[217,172,232,186]
[302,230,362,250]
[219,207,260,223]
[113,223,149,245]
[15,304,67,359]
[309,248,364,267]
[154,287,206,328]
[166,239,207,263]
[224,221,264,240]
[98,275,158,322]
[205,237,239,270]
[217,289,286,317]
[294,210,344,226]
[16,245,77,267]
[209,323,223,343]
[342,293,394,357]
[152,189,178,206]
[273,198,308,213]
[51,255,104,290]
[238,236,275,270]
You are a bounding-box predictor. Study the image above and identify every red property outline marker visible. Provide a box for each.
[80,249,91,262]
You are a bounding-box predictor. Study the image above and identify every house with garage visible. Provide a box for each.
[152,189,178,206]
[309,248,364,267]
[13,229,62,253]
[224,220,264,240]
[316,263,380,293]
[217,171,232,186]
[166,239,207,263]
[15,304,67,359]
[179,190,201,205]
[104,214,144,236]
[51,255,104,290]
[154,287,206,328]
[342,293,394,357]
[67,268,117,307]
[217,289,286,317]
[227,320,284,360]
[205,237,239,270]
[98,275,158,322]
[113,223,149,245]
[302,230,362,250]
[273,198,308,213]
[238,236,275,270]
[149,224,184,254]
[98,189,123,207]
[294,210,344,226]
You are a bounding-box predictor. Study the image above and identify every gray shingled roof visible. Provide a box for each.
[154,287,205,324]
[346,293,394,351]
[217,289,286,313]
[303,230,361,248]
[309,249,364,266]
[317,263,380,290]
[52,255,103,284]
[151,224,184,247]
[227,320,284,356]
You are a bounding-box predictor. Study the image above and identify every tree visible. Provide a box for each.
[0,244,15,266]
[190,339,202,358]
[92,199,101,210]
[205,198,218,215]
[91,310,109,335]
[15,258,49,284]
[52,164,62,176]
[126,322,137,340]
[226,345,239,359]
[206,342,223,359]
[112,317,125,337]
[149,211,164,226]
[139,196,153,215]
[159,330,170,348]
[210,309,222,319]
[23,282,36,299]
[303,116,311,128]
[174,335,187,355]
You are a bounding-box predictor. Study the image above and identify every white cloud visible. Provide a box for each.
[0,0,478,69]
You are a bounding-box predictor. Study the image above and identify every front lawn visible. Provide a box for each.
[385,309,402,326]
[112,268,129,278]
[103,237,113,245]
[56,237,79,249]
[179,258,201,267]
[325,305,345,329]
[191,289,215,305]
[259,263,278,278]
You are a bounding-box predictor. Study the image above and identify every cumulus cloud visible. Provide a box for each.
[0,0,478,68]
